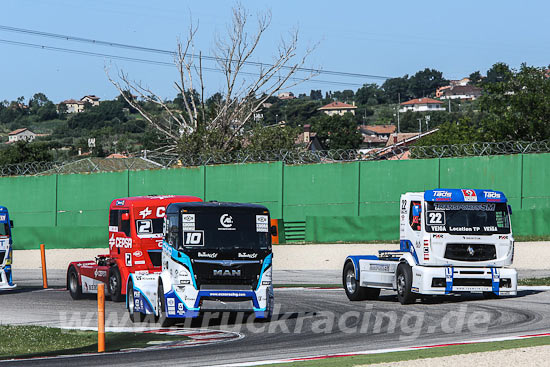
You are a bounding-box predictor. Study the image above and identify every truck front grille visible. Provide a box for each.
[444,243,496,261]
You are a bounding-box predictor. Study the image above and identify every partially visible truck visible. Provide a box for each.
[0,206,15,290]
[67,195,202,301]
[343,189,517,304]
[128,201,276,325]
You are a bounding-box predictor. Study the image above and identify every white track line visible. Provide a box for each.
[219,332,550,366]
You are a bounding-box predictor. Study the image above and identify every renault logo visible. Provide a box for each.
[467,246,475,256]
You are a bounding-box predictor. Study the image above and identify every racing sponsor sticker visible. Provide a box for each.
[256,215,269,232]
[115,200,125,206]
[125,253,132,266]
[218,214,236,231]
[462,189,478,202]
[182,214,195,230]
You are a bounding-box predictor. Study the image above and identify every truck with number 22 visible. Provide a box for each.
[343,189,517,304]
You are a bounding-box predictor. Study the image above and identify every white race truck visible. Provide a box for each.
[343,189,517,304]
[0,206,15,290]
[127,201,275,326]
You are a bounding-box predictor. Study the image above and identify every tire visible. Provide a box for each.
[157,283,175,327]
[67,266,83,300]
[127,279,144,323]
[343,262,380,301]
[108,266,124,302]
[396,263,416,305]
[483,291,499,299]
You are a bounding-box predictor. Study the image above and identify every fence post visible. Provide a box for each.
[40,243,48,289]
[97,283,105,353]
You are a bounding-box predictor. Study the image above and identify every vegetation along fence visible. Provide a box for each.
[4,152,550,249]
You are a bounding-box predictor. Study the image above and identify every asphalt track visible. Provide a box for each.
[2,280,550,367]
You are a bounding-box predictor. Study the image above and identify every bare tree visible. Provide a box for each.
[107,4,317,154]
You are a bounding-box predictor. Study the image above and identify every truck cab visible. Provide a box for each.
[67,195,202,301]
[0,206,15,290]
[344,189,517,304]
[127,201,275,325]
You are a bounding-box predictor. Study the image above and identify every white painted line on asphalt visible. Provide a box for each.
[218,332,550,366]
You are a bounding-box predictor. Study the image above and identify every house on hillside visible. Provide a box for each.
[278,92,295,100]
[399,98,445,113]
[295,124,323,151]
[359,124,396,148]
[318,101,357,116]
[60,95,101,113]
[376,129,439,160]
[81,95,100,106]
[438,85,482,100]
[8,128,36,143]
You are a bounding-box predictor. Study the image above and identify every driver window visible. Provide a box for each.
[409,201,421,231]
[118,210,130,237]
[167,214,179,249]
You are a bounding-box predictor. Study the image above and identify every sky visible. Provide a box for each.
[1,0,549,103]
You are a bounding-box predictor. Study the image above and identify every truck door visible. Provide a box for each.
[108,208,133,264]
[408,200,423,255]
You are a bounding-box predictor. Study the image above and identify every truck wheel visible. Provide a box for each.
[109,266,124,302]
[483,291,499,299]
[343,262,379,301]
[68,266,83,300]
[157,283,175,327]
[396,263,416,305]
[127,279,144,323]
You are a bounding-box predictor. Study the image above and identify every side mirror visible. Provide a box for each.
[121,213,130,221]
[508,205,513,215]
[9,220,13,228]
[270,225,278,237]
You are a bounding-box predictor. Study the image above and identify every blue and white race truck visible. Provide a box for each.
[127,201,275,325]
[0,206,15,290]
[344,189,517,304]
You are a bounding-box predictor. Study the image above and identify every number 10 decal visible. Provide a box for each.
[184,230,204,246]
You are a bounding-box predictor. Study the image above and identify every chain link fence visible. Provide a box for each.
[0,140,549,177]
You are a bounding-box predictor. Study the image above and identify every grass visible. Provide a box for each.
[0,325,189,360]
[269,335,550,366]
[518,277,550,286]
[514,235,550,242]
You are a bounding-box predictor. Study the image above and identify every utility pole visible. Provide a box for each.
[418,118,422,134]
[425,115,431,131]
[448,99,451,113]
[397,93,401,133]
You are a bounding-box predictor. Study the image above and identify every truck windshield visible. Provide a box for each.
[425,202,510,235]
[180,207,270,250]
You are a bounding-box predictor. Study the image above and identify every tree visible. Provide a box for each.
[483,62,513,85]
[468,71,482,86]
[309,90,322,100]
[245,124,298,152]
[312,113,362,150]
[355,83,385,105]
[108,5,316,155]
[382,76,411,102]
[408,68,447,99]
[0,141,57,164]
[479,63,550,141]
[415,119,483,146]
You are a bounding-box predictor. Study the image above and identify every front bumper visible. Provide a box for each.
[0,265,16,290]
[411,266,517,296]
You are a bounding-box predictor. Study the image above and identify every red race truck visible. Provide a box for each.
[67,195,202,301]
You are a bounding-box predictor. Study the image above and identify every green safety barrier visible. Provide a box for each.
[2,153,550,248]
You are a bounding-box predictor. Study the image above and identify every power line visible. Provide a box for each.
[0,24,392,81]
[0,38,364,87]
